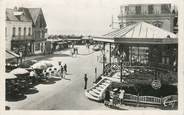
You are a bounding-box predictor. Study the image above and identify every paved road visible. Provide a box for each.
[6,45,109,110]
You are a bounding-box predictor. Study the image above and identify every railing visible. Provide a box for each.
[12,35,32,41]
[123,93,177,106]
[104,62,175,73]
[124,93,162,105]
[118,13,175,18]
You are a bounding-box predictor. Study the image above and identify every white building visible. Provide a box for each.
[6,8,33,56]
[118,3,178,34]
[6,7,47,56]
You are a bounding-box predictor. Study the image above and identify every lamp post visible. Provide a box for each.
[101,48,105,74]
[120,59,123,83]
[119,52,124,83]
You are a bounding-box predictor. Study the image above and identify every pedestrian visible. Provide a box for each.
[84,74,88,89]
[58,61,63,79]
[30,69,36,84]
[64,64,67,74]
[42,69,47,80]
[119,88,125,104]
[60,67,64,78]
[104,89,111,106]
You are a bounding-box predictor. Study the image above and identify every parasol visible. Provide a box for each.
[6,72,17,79]
[10,68,29,75]
[39,60,53,67]
[31,62,47,70]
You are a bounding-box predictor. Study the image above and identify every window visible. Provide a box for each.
[40,16,42,27]
[28,27,31,36]
[23,27,26,36]
[12,27,16,37]
[35,43,40,51]
[125,6,129,15]
[40,31,42,38]
[135,6,141,14]
[42,31,45,38]
[18,27,21,36]
[161,4,171,14]
[148,5,154,14]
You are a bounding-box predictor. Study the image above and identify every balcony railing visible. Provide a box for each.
[118,13,176,18]
[12,35,32,41]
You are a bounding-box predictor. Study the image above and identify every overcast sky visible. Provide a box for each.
[5,0,177,36]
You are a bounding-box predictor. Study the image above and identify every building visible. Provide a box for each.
[94,22,178,71]
[5,7,47,56]
[118,3,178,34]
[6,7,33,56]
[19,7,47,55]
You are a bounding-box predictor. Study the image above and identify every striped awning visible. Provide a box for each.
[6,50,20,60]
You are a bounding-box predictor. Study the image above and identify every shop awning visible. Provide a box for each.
[6,50,20,60]
[93,22,177,44]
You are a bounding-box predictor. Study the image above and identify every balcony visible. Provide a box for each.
[12,35,33,41]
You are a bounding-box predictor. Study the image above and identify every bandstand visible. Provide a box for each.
[85,22,178,109]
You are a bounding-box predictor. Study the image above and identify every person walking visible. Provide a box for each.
[58,61,63,79]
[64,64,67,74]
[30,69,36,84]
[60,67,64,78]
[84,74,88,89]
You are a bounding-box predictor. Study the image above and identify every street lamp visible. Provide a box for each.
[118,52,125,83]
[118,54,124,83]
[101,48,105,74]
[120,58,123,83]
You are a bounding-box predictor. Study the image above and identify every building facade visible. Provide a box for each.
[5,7,47,56]
[6,8,33,56]
[118,3,178,34]
[27,8,47,54]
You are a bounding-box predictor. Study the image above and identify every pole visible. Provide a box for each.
[95,67,97,82]
[109,43,111,66]
[103,42,105,74]
[120,61,123,82]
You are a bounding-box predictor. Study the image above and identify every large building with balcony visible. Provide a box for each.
[118,3,178,34]
[5,7,47,56]
[6,8,33,56]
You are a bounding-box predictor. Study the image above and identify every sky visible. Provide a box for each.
[5,0,177,36]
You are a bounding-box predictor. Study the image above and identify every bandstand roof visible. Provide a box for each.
[93,22,177,44]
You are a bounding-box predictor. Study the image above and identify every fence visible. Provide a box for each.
[124,93,162,105]
[124,93,177,106]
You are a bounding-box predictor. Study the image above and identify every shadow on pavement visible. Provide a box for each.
[6,94,27,102]
[63,78,71,80]
[66,73,72,75]
[39,77,61,85]
[24,88,39,95]
[107,105,128,110]
[50,77,61,81]
[39,80,56,85]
